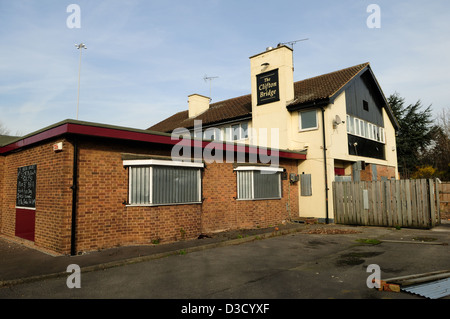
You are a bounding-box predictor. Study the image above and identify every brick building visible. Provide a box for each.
[0,120,304,255]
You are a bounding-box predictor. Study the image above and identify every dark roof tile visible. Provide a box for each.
[148,63,370,133]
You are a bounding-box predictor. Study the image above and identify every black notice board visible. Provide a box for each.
[256,69,280,106]
[16,165,37,208]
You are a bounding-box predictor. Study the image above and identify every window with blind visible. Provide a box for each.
[235,166,283,200]
[124,160,203,206]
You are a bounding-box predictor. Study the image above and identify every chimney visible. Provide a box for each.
[248,45,294,150]
[188,94,210,118]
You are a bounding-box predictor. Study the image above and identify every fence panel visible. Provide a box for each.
[333,179,441,229]
[439,182,449,220]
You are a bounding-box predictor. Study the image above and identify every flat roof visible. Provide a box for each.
[0,119,307,160]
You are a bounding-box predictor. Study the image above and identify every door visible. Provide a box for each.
[15,165,37,242]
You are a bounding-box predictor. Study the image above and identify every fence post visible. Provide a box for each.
[435,180,441,225]
[405,179,412,227]
[429,179,436,228]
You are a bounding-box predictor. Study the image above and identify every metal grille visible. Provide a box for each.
[129,166,151,204]
[237,170,281,199]
[129,166,200,205]
[152,166,200,204]
[300,174,312,196]
[237,170,253,199]
[253,171,281,199]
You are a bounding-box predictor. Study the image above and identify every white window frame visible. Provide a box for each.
[124,159,204,206]
[203,122,249,142]
[346,115,386,144]
[299,109,319,132]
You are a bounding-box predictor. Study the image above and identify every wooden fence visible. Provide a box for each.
[333,179,441,229]
[440,182,450,219]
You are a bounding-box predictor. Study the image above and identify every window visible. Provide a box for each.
[241,122,249,139]
[235,166,283,200]
[124,160,203,205]
[203,127,221,141]
[299,110,318,131]
[232,124,240,141]
[214,122,249,142]
[363,100,369,111]
[347,115,355,135]
[360,121,366,138]
[346,114,385,144]
[300,174,312,196]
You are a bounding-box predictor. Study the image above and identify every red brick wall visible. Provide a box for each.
[75,139,299,253]
[201,159,299,233]
[360,164,396,181]
[0,156,4,232]
[75,139,203,251]
[1,136,299,255]
[0,139,73,254]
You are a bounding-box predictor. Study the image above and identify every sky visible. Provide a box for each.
[0,0,449,136]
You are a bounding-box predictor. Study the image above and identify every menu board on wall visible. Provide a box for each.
[16,164,37,208]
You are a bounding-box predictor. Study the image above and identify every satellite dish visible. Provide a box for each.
[334,115,342,125]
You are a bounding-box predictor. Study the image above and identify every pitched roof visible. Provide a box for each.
[149,94,252,133]
[148,63,373,133]
[290,62,370,107]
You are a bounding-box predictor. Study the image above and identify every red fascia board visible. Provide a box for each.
[0,124,69,154]
[0,122,306,160]
[67,123,306,159]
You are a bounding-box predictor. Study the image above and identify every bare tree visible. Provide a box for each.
[0,121,10,135]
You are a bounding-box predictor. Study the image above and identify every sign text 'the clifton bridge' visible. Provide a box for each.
[256,69,280,106]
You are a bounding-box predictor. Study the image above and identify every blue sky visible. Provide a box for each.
[0,0,449,135]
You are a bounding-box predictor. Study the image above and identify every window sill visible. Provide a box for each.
[126,202,202,207]
[236,197,282,201]
[299,127,319,132]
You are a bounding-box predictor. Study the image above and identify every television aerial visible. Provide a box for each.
[277,38,309,71]
[203,74,219,101]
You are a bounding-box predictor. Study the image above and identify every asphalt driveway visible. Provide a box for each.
[0,221,449,301]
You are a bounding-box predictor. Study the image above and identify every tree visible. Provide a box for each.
[420,109,450,180]
[388,93,438,178]
[0,121,10,135]
[411,165,437,179]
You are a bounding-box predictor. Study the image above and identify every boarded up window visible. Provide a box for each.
[236,168,282,200]
[300,174,312,196]
[128,165,201,205]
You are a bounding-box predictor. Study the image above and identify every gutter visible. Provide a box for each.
[70,140,78,256]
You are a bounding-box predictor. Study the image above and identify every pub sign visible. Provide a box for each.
[256,69,280,106]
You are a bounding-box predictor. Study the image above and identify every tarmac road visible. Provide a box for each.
[0,222,449,303]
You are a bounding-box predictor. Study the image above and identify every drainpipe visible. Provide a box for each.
[321,107,329,224]
[70,140,78,256]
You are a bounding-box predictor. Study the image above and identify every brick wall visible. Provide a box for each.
[0,156,4,232]
[75,138,203,251]
[1,136,300,255]
[75,138,299,253]
[201,159,299,233]
[0,139,73,254]
[360,164,396,181]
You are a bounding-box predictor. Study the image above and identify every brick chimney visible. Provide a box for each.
[188,94,210,118]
